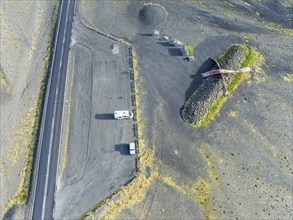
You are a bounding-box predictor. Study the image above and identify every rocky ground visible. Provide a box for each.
[0,1,56,218]
[60,0,292,219]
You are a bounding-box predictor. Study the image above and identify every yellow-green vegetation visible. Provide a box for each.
[100,172,159,220]
[0,69,11,94]
[80,149,157,220]
[98,148,157,220]
[0,161,9,177]
[280,1,292,8]
[239,0,251,7]
[137,147,155,170]
[0,8,24,56]
[228,110,238,118]
[7,104,36,166]
[133,56,138,81]
[177,39,194,57]
[172,149,179,155]
[269,146,277,158]
[242,119,273,149]
[282,74,293,82]
[3,1,60,211]
[194,44,262,128]
[161,176,185,195]
[28,6,46,62]
[191,177,215,219]
[131,48,148,153]
[4,103,37,210]
[187,45,194,56]
[263,22,293,36]
[99,145,223,219]
[185,0,206,5]
[199,147,221,188]
[196,97,226,128]
[224,1,235,7]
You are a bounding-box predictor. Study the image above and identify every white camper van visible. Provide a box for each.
[114,111,133,119]
[170,38,182,46]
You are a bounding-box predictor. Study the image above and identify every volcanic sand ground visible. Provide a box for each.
[0,1,56,218]
[58,0,292,219]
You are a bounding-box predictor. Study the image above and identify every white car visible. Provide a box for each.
[163,36,169,41]
[129,142,136,155]
[114,111,133,119]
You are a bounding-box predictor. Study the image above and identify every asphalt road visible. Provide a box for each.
[30,0,75,219]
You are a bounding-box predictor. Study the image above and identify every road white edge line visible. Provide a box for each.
[30,0,65,219]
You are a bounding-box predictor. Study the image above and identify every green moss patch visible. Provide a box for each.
[187,45,194,56]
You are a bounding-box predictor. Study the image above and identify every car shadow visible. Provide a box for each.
[95,113,114,120]
[138,33,153,36]
[115,144,129,155]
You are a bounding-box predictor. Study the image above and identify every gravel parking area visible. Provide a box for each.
[55,19,136,219]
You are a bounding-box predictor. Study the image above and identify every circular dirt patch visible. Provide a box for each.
[138,5,166,26]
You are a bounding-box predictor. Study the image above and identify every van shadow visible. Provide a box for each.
[168,48,183,56]
[95,113,114,120]
[115,144,129,155]
[184,58,214,101]
[157,41,172,47]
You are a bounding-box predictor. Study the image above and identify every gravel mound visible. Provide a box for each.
[138,5,166,26]
[182,45,248,126]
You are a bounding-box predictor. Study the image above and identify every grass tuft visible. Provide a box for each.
[187,45,194,56]
[161,176,185,195]
[0,69,11,94]
[191,177,215,219]
[198,147,221,188]
[282,74,293,82]
[101,172,158,220]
